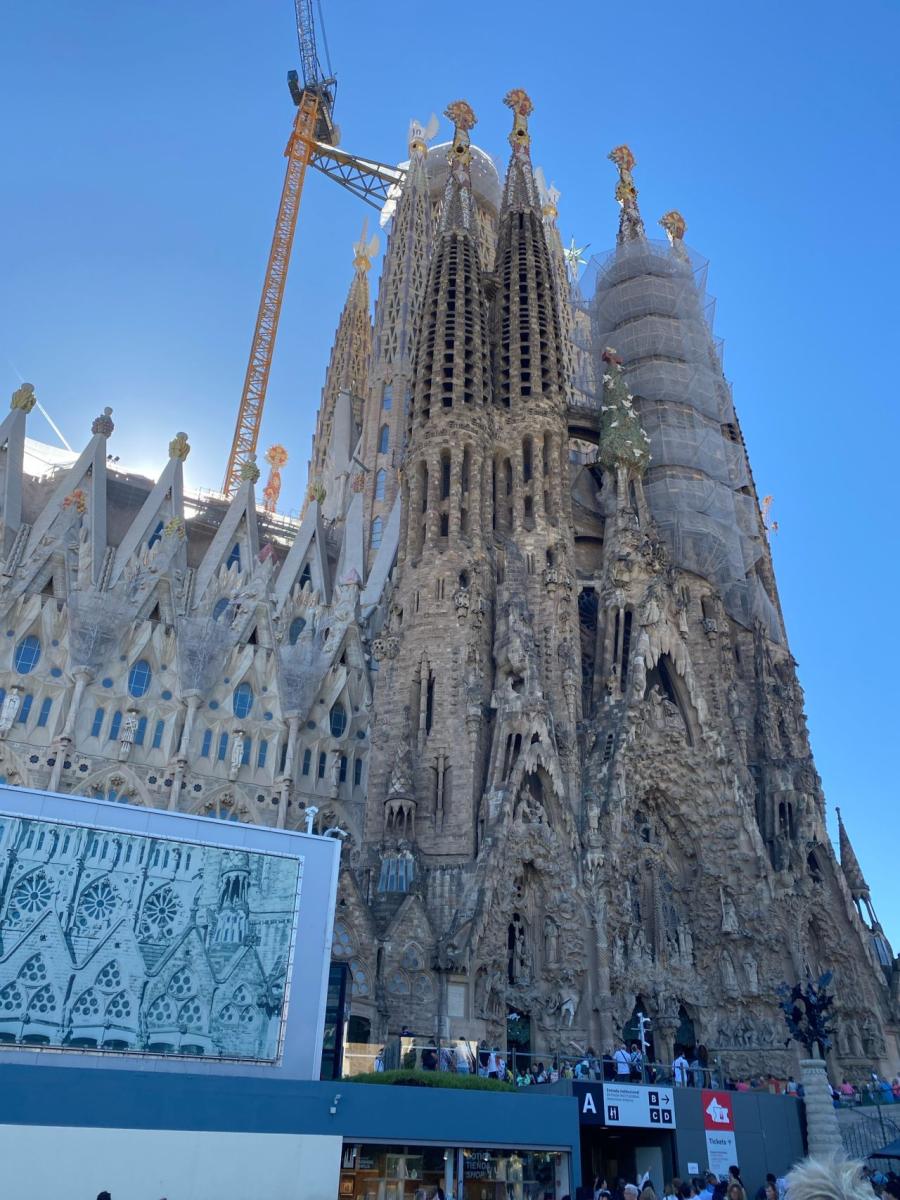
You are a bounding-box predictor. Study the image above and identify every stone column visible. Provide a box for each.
[49,668,92,791]
[277,716,300,829]
[800,1054,844,1159]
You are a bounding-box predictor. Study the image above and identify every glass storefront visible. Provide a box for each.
[339,1143,569,1200]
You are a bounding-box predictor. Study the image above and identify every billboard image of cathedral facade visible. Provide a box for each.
[0,811,303,1062]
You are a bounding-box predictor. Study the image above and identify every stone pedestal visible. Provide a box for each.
[800,1056,844,1159]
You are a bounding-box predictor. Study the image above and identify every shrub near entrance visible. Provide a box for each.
[353,1069,515,1092]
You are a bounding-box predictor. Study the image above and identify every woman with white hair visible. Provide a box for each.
[783,1157,874,1200]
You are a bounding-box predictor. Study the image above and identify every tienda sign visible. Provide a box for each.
[702,1090,736,1175]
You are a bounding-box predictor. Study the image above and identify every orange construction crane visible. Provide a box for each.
[223,1,405,497]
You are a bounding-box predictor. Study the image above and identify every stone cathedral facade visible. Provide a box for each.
[1,92,897,1077]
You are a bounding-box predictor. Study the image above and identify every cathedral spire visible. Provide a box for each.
[836,806,871,902]
[609,144,645,244]
[493,91,566,409]
[309,224,377,492]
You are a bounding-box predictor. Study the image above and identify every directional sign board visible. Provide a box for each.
[575,1082,676,1129]
[702,1089,736,1176]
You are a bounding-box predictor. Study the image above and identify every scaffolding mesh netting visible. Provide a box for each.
[573,238,781,640]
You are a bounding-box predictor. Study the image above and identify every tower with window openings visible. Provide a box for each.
[0,94,895,1078]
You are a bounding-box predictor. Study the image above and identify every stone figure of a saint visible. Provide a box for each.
[118,711,139,760]
[0,689,21,735]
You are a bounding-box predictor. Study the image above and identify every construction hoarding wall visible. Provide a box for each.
[0,785,341,1079]
[0,1125,342,1200]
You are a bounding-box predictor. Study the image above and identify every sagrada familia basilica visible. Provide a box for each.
[1,89,897,1076]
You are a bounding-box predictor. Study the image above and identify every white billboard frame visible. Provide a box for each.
[0,784,341,1081]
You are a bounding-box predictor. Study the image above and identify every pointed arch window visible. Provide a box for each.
[128,659,152,698]
[217,733,229,761]
[378,425,390,454]
[151,719,165,750]
[375,469,386,501]
[109,712,123,741]
[257,739,268,769]
[289,616,306,644]
[18,694,33,724]
[329,702,347,738]
[200,729,212,758]
[232,683,254,719]
[382,384,393,411]
[91,707,105,738]
[301,748,312,776]
[299,563,312,591]
[36,697,52,728]
[134,716,148,746]
[370,517,383,549]
[147,520,164,550]
[14,636,41,675]
[226,543,241,571]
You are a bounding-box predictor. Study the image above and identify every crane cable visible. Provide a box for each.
[315,0,333,78]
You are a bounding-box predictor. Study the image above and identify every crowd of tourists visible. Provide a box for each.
[590,1159,900,1200]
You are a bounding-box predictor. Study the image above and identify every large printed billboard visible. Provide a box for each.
[0,786,340,1078]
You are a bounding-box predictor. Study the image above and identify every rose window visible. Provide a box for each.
[18,954,48,985]
[106,992,131,1021]
[178,999,203,1029]
[9,873,52,920]
[140,888,180,939]
[28,985,57,1015]
[167,968,195,1000]
[73,990,101,1019]
[0,983,24,1014]
[95,962,122,992]
[146,996,175,1026]
[76,880,117,927]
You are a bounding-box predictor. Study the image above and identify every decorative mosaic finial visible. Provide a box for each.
[91,406,114,438]
[263,444,289,514]
[352,217,380,273]
[445,100,476,168]
[11,382,37,413]
[408,112,439,158]
[240,452,260,484]
[608,144,645,244]
[504,88,533,154]
[659,210,689,262]
[168,431,191,461]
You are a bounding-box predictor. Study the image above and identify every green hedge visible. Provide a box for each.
[351,1069,516,1093]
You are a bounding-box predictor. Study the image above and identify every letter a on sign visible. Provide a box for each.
[582,1092,597,1115]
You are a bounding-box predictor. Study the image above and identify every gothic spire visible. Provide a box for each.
[609,144,645,244]
[408,99,491,429]
[836,806,870,901]
[494,91,566,408]
[310,223,376,487]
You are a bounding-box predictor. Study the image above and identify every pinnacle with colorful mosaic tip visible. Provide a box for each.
[440,100,478,232]
[659,209,689,262]
[500,89,542,214]
[609,144,645,244]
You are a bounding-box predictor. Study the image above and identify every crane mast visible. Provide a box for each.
[222,1,404,497]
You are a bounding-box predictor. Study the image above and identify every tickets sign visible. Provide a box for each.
[702,1089,737,1177]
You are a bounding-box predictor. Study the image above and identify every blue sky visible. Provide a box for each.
[3,2,899,944]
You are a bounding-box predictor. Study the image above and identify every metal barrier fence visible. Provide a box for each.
[343,1038,727,1089]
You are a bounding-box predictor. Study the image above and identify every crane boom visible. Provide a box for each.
[223,91,318,497]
